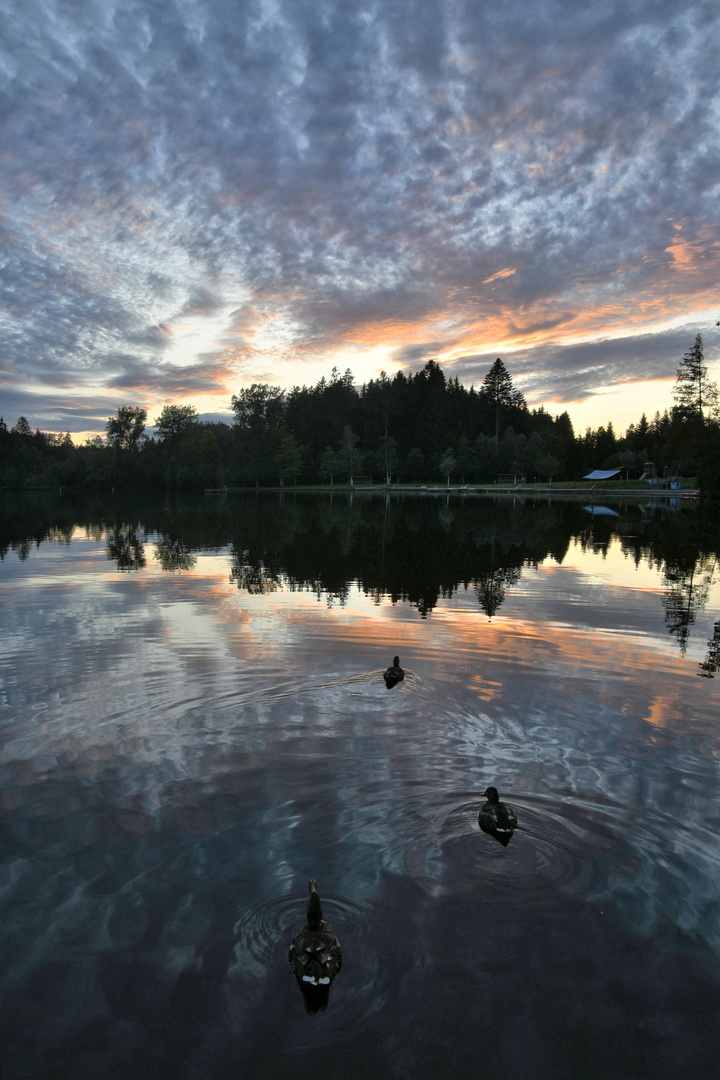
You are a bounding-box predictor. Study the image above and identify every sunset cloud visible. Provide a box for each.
[1,0,719,434]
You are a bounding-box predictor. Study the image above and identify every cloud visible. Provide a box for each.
[447,322,720,405]
[1,0,719,430]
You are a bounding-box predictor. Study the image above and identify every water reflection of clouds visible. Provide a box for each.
[4,542,715,759]
[643,696,686,728]
[539,540,667,591]
[3,533,718,830]
[421,603,716,763]
[5,507,720,1070]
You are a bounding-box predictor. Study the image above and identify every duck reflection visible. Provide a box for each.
[478,786,517,845]
[383,655,405,688]
[288,880,342,1012]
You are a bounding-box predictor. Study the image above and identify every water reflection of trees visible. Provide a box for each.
[698,621,720,678]
[4,491,720,649]
[475,566,522,618]
[153,537,197,572]
[662,555,716,653]
[106,524,146,571]
[0,496,75,561]
[229,550,282,594]
[221,496,578,618]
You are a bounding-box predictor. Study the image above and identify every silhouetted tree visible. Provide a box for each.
[338,426,361,484]
[405,447,425,481]
[319,446,338,485]
[673,334,719,422]
[439,448,457,485]
[231,384,286,483]
[231,384,285,431]
[155,404,198,440]
[479,358,526,441]
[456,435,474,484]
[475,433,498,482]
[276,432,303,486]
[106,407,147,450]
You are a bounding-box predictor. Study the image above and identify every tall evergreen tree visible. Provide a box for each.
[479,358,526,440]
[13,416,32,436]
[673,334,719,421]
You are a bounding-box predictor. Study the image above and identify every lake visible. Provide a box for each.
[1,490,719,1079]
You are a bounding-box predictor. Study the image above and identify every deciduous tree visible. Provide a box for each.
[439,448,457,485]
[231,384,285,432]
[319,446,338,485]
[155,404,198,440]
[106,406,147,450]
[275,432,303,486]
[338,426,360,484]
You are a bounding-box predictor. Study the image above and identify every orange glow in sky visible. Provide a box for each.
[3,0,719,439]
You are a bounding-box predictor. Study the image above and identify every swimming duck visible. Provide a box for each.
[288,880,342,987]
[478,786,518,834]
[383,656,405,688]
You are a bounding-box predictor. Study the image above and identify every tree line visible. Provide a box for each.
[1,337,719,494]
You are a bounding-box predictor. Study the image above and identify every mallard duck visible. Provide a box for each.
[383,656,405,687]
[288,880,342,986]
[478,786,517,833]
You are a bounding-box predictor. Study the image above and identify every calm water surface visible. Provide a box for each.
[1,492,720,1079]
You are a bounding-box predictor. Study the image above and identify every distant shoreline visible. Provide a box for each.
[204,482,700,500]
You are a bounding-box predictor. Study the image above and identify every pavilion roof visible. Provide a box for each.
[583,469,623,480]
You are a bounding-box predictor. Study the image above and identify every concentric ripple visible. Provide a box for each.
[226,890,390,1045]
[427,787,720,953]
[428,791,645,906]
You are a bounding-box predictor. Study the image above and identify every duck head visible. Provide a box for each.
[306,879,323,930]
[481,786,500,805]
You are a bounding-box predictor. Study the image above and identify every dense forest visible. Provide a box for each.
[2,338,719,494]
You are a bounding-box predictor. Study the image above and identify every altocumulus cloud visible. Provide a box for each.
[1,0,719,432]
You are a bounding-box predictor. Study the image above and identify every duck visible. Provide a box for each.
[478,786,518,834]
[383,656,405,688]
[288,880,342,987]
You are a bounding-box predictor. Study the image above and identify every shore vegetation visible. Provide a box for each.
[2,339,719,496]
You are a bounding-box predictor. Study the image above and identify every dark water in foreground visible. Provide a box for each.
[1,491,719,1079]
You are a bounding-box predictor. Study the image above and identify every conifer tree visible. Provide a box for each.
[673,334,719,421]
[13,416,32,435]
[479,358,526,440]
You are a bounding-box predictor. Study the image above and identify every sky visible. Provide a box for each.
[2,0,719,442]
